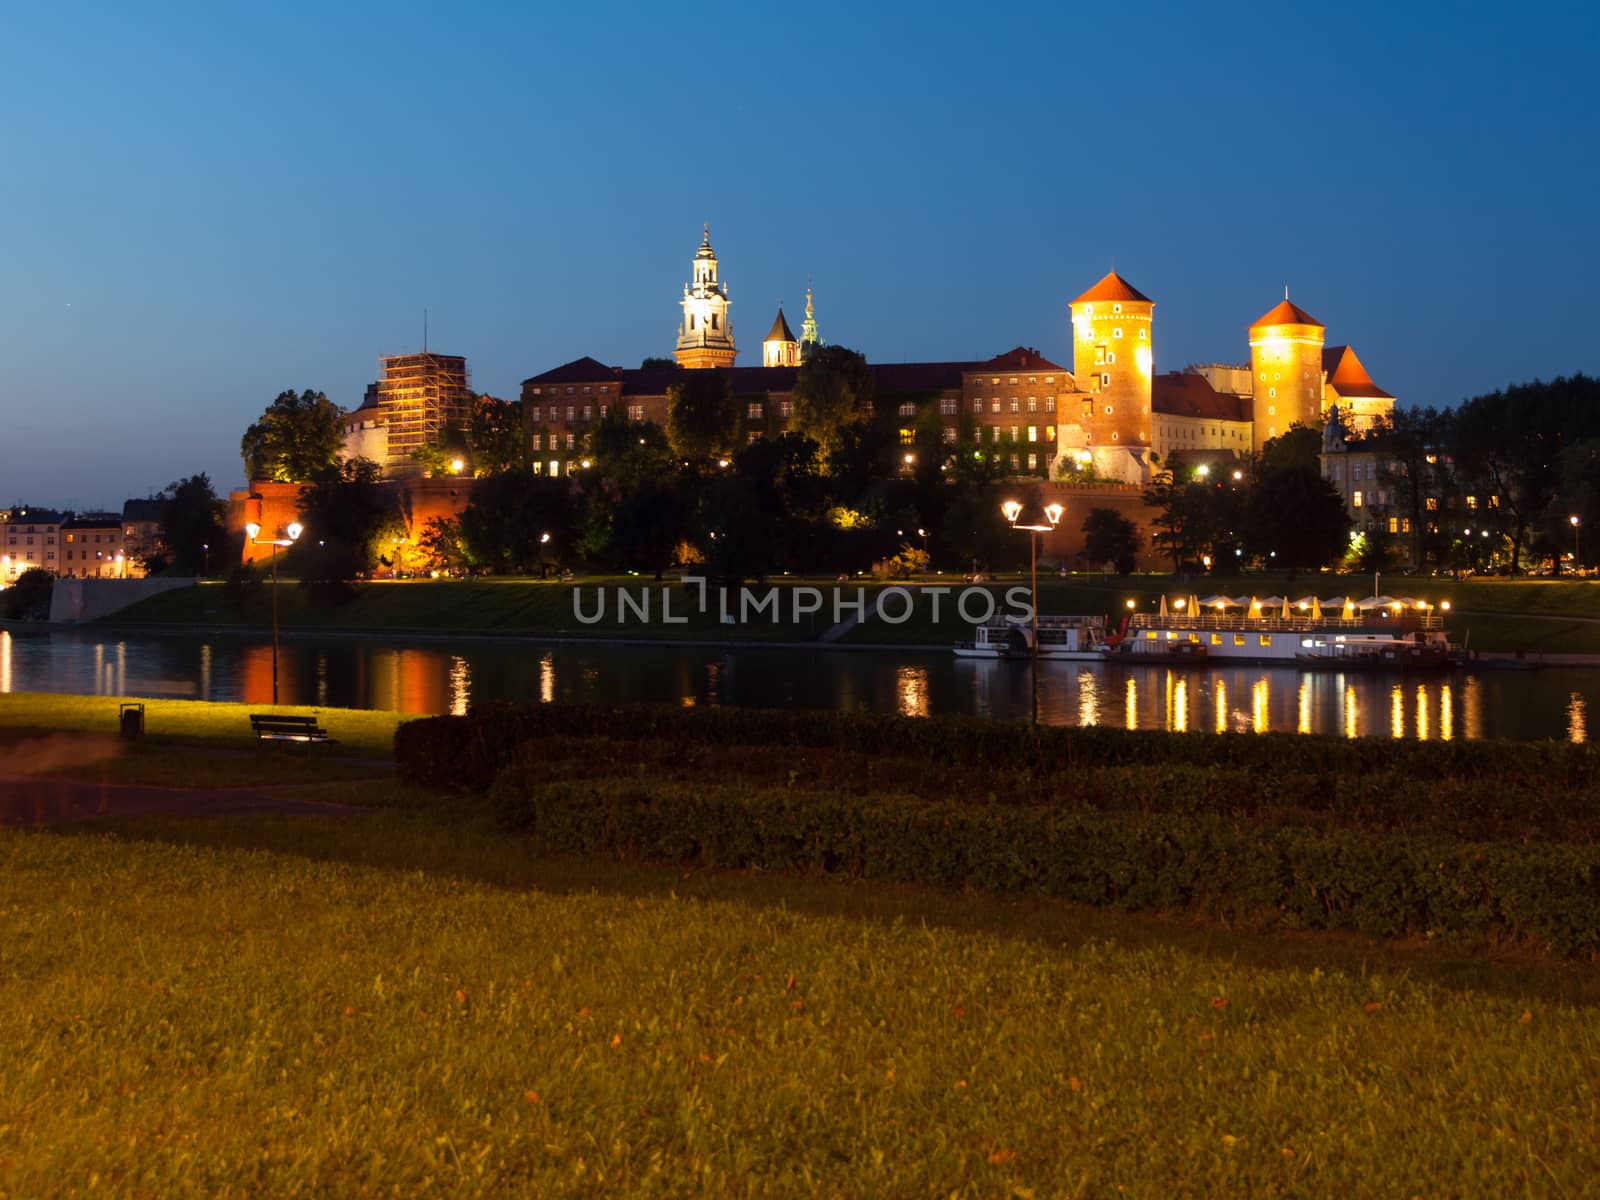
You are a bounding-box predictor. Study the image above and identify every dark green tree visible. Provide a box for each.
[667,370,739,462]
[639,356,676,370]
[1,568,52,620]
[458,470,573,575]
[240,389,345,482]
[792,346,874,460]
[1082,507,1139,574]
[293,457,405,585]
[158,474,227,575]
[1244,463,1351,569]
[466,395,528,475]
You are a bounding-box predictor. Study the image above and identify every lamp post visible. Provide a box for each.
[1571,514,1581,575]
[1001,499,1065,660]
[245,520,303,706]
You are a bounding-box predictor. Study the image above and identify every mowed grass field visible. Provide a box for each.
[3,799,1598,1198]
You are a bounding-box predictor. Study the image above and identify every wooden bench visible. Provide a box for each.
[249,714,337,748]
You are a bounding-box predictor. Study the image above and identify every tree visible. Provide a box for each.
[409,443,452,478]
[640,356,675,370]
[1082,507,1139,574]
[293,457,405,584]
[158,474,226,575]
[241,389,344,482]
[1244,463,1351,569]
[458,470,573,575]
[791,346,874,460]
[1142,468,1215,571]
[467,395,527,475]
[667,370,739,461]
[1,568,52,620]
[416,516,470,575]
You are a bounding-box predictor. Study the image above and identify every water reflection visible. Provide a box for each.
[2,629,1599,742]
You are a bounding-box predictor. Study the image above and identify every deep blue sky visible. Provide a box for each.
[4,1,1597,507]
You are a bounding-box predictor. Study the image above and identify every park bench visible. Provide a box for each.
[249,713,337,748]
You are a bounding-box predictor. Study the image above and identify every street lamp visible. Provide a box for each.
[244,519,303,706]
[1001,498,1064,662]
[1571,514,1581,574]
[450,457,465,475]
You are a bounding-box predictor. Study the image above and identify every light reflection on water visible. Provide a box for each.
[0,629,1596,742]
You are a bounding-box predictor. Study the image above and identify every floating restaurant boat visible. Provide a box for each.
[1101,595,1462,670]
[953,614,1108,661]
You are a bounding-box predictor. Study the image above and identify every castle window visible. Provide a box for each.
[991,400,1000,414]
[1028,453,1038,470]
[531,405,541,420]
[1388,517,1399,534]
[1101,374,1110,387]
[1466,495,1477,510]
[1009,398,1019,413]
[1352,491,1363,508]
[748,432,760,444]
[943,427,957,444]
[1046,426,1055,440]
[689,315,695,330]
[582,405,592,420]
[991,378,1000,385]
[628,404,644,421]
[583,386,591,394]
[531,434,542,451]
[973,399,982,414]
[1139,329,1146,339]
[1009,378,1018,385]
[712,314,719,330]
[1111,432,1119,441]
[900,428,915,445]
[1268,406,1276,417]
[1107,352,1116,365]
[1113,327,1123,339]
[1010,426,1020,443]
[1045,377,1054,384]
[940,397,957,415]
[1010,455,1019,470]
[1112,304,1122,314]
[1081,325,1094,340]
[898,402,916,416]
[1028,397,1037,412]
[1094,348,1105,365]
[748,402,764,419]
[1027,426,1038,442]
[780,400,792,417]
[1028,377,1037,385]
[566,434,576,450]
[1105,405,1114,415]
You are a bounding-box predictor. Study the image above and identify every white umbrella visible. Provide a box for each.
[1291,595,1317,610]
[1357,595,1396,611]
[1199,594,1234,609]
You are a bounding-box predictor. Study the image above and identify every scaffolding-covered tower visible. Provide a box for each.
[377,352,472,470]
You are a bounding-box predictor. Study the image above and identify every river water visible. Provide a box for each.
[1,628,1594,742]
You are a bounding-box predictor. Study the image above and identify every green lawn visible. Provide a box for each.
[104,575,1600,653]
[0,692,404,758]
[3,805,1597,1197]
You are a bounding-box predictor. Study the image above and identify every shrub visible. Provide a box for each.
[487,769,1600,957]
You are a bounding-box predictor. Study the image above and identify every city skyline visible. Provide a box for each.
[3,2,1598,506]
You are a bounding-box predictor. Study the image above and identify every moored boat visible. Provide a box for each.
[953,615,1107,661]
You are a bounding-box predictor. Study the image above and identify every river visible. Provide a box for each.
[0,628,1593,742]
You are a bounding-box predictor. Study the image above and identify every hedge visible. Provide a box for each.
[488,769,1600,957]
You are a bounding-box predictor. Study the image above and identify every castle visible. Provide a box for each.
[342,227,1397,485]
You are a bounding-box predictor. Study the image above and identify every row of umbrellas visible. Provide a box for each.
[1152,594,1442,618]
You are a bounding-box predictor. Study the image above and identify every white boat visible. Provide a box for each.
[1105,606,1459,669]
[954,615,1108,661]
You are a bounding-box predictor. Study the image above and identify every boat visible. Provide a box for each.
[1105,597,1463,670]
[953,614,1108,661]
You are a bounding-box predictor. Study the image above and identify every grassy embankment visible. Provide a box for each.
[105,574,1600,653]
[0,693,404,789]
[3,697,1600,1193]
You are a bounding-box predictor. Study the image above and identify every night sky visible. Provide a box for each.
[3,1,1597,508]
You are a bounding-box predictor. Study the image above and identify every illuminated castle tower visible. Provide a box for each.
[675,225,736,369]
[800,285,822,360]
[762,306,800,367]
[1068,271,1154,483]
[1249,294,1325,445]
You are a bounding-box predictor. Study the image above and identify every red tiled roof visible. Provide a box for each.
[1152,372,1249,422]
[1071,271,1152,305]
[1322,345,1394,399]
[975,346,1067,372]
[1250,299,1324,330]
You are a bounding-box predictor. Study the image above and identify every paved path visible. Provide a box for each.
[0,775,369,828]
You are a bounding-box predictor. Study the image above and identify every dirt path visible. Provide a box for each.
[0,775,369,828]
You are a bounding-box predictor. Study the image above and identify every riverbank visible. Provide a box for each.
[90,574,1600,658]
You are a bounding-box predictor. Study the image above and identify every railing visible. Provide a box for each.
[1129,612,1443,632]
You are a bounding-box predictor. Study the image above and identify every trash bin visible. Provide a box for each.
[119,702,145,741]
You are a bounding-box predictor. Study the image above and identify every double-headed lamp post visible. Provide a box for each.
[245,520,303,706]
[1002,499,1065,661]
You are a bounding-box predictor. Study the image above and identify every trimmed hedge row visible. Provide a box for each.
[396,700,1600,794]
[489,769,1600,957]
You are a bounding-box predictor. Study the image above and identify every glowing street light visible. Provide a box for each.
[1195,464,1210,479]
[244,519,304,705]
[1571,514,1581,573]
[1001,498,1064,667]
[450,457,465,475]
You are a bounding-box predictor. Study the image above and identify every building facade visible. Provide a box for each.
[376,352,473,470]
[1,507,63,581]
[1064,272,1155,484]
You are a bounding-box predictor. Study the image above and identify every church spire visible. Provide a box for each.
[800,282,822,359]
[675,225,736,369]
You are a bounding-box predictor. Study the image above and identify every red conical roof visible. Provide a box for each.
[1072,271,1152,305]
[1250,298,1323,330]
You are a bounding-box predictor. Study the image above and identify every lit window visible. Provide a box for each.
[1113,327,1123,339]
[899,402,916,416]
[780,400,792,417]
[899,428,914,445]
[1259,635,1272,647]
[1112,304,1122,314]
[1027,426,1038,442]
[940,397,957,415]
[1210,633,1222,645]
[1009,398,1020,413]
[1027,397,1037,412]
[973,399,982,414]
[582,405,592,420]
[1009,377,1018,385]
[942,427,956,444]
[1027,453,1037,469]
[1353,490,1363,508]
[1045,377,1055,384]
[991,399,1000,413]
[1139,329,1146,339]
[748,402,764,419]
[1388,517,1399,533]
[1045,426,1055,439]
[1466,495,1477,510]
[628,404,644,421]
[1105,405,1114,415]
[583,386,591,394]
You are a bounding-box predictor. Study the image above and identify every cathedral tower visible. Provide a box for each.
[800,285,822,360]
[1068,271,1154,482]
[675,225,737,369]
[762,306,800,367]
[1248,295,1325,445]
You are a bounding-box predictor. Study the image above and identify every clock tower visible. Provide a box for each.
[675,225,737,369]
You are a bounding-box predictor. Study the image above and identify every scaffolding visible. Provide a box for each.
[377,352,472,466]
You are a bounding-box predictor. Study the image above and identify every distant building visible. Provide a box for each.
[59,515,131,579]
[1149,372,1251,466]
[121,498,166,570]
[675,227,737,369]
[341,381,388,466]
[1,507,64,581]
[1063,272,1155,484]
[376,353,472,471]
[762,306,800,367]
